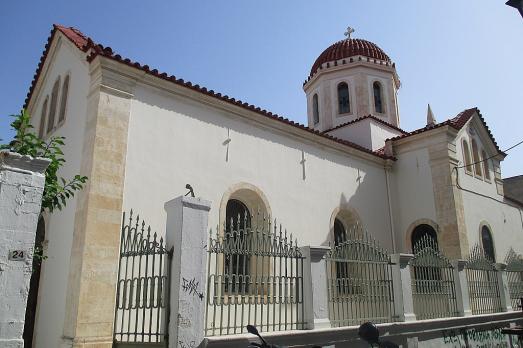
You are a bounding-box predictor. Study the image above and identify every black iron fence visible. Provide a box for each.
[113,211,173,346]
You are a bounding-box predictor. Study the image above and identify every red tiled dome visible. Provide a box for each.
[310,38,391,76]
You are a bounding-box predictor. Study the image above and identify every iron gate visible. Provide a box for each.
[113,211,173,346]
[410,235,459,320]
[325,226,395,327]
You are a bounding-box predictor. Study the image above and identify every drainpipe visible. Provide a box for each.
[385,161,397,253]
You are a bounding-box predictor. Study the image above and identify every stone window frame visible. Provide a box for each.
[218,182,272,296]
[312,93,320,125]
[57,72,71,126]
[481,149,491,182]
[38,97,49,139]
[462,139,473,176]
[405,218,440,253]
[46,76,61,135]
[336,81,352,116]
[478,221,496,262]
[372,80,385,115]
[471,138,483,179]
[329,205,363,243]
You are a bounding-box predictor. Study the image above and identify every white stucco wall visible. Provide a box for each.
[369,121,402,151]
[121,83,394,252]
[455,124,523,260]
[327,120,372,150]
[390,147,437,253]
[28,34,91,348]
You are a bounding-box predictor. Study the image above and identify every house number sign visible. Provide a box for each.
[9,250,26,261]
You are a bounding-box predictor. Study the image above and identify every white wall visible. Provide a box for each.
[121,83,394,251]
[369,121,401,151]
[327,120,372,150]
[391,147,437,252]
[28,34,91,348]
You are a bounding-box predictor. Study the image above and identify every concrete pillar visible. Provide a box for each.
[452,260,472,317]
[390,253,416,322]
[165,196,211,348]
[0,151,49,348]
[495,263,513,312]
[300,246,331,329]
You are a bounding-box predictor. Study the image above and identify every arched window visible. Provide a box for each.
[462,140,473,174]
[38,97,48,138]
[334,218,346,246]
[312,94,319,124]
[373,81,383,113]
[58,75,70,123]
[47,78,60,134]
[337,82,350,114]
[482,150,491,180]
[224,199,251,292]
[471,139,482,177]
[411,224,438,253]
[481,225,495,262]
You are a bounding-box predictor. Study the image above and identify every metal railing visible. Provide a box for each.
[410,235,459,320]
[326,226,395,327]
[465,245,502,315]
[205,213,305,336]
[505,249,523,310]
[113,211,173,346]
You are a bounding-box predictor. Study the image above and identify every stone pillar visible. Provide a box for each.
[62,59,133,347]
[165,196,211,348]
[452,260,472,316]
[390,254,416,322]
[0,151,49,348]
[300,246,331,329]
[495,263,513,312]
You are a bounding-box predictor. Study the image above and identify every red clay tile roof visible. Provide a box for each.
[310,38,391,77]
[323,115,407,135]
[24,24,395,161]
[389,107,505,156]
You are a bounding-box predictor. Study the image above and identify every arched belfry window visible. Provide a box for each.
[47,78,60,134]
[224,199,251,292]
[38,97,49,138]
[58,75,70,123]
[312,94,319,124]
[482,150,491,180]
[411,224,438,253]
[337,82,350,114]
[462,139,473,174]
[373,81,383,113]
[481,225,495,262]
[471,139,482,177]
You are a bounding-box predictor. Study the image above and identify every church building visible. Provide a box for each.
[23,24,523,347]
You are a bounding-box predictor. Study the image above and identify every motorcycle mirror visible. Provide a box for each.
[247,325,259,336]
[246,325,269,346]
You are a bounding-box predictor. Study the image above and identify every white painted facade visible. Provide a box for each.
[26,33,90,348]
[21,26,523,347]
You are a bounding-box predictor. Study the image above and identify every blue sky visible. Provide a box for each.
[0,1,522,177]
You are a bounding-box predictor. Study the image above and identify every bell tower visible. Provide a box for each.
[303,28,401,133]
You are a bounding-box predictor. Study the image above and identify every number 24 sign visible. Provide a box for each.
[9,250,26,261]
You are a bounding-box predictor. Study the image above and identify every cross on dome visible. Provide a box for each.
[344,26,355,39]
